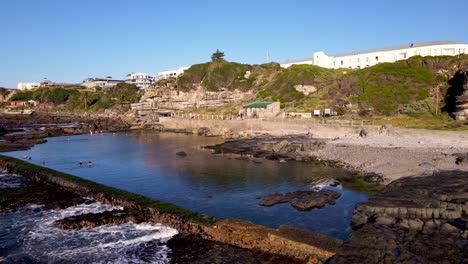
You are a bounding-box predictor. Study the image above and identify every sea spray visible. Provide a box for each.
[1,202,178,264]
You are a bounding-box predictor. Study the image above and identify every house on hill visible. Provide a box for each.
[240,102,281,119]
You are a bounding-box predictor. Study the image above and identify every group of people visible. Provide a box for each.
[79,160,93,167]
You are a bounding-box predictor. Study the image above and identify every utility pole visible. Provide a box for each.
[266,50,271,63]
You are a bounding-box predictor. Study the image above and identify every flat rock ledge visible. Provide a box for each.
[259,190,342,211]
[329,170,468,264]
[205,135,329,163]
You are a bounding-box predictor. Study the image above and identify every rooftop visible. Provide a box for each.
[330,40,464,57]
[281,57,314,65]
[244,102,275,108]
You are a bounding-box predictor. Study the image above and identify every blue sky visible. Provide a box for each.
[1,0,467,88]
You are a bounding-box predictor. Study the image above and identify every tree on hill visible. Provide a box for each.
[211,49,225,61]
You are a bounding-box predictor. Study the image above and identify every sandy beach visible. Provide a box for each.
[314,135,468,183]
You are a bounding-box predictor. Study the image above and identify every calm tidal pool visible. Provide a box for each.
[4,131,368,240]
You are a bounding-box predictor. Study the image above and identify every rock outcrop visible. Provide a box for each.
[259,190,342,211]
[448,70,468,120]
[132,79,253,125]
[330,170,468,264]
[205,135,327,162]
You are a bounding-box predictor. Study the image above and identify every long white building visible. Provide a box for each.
[157,66,190,80]
[281,40,468,69]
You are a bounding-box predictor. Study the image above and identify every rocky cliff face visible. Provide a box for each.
[452,71,468,120]
[132,79,254,125]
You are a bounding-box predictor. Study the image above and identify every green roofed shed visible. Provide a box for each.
[243,102,275,108]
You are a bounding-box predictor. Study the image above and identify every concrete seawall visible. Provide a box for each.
[159,117,468,143]
[0,155,342,263]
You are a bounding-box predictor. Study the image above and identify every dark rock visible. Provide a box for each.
[176,151,187,157]
[332,170,468,264]
[204,135,326,163]
[290,190,341,211]
[363,173,384,183]
[197,127,210,136]
[418,162,435,168]
[359,129,367,138]
[259,190,341,211]
[452,153,468,165]
[167,234,305,264]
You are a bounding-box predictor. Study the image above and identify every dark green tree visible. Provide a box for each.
[211,49,225,61]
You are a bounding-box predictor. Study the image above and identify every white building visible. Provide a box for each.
[17,82,40,90]
[81,77,124,89]
[125,72,156,89]
[157,66,190,80]
[281,40,468,69]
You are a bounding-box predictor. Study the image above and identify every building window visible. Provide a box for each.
[333,61,335,66]
[357,58,360,63]
[366,57,369,63]
[341,60,343,65]
[375,56,379,61]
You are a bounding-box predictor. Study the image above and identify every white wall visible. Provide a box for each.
[314,43,468,69]
[158,66,190,79]
[17,83,40,90]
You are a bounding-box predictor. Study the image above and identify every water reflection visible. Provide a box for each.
[5,131,368,239]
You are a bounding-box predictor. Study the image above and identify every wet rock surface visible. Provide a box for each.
[0,179,87,213]
[205,135,327,162]
[53,208,147,229]
[330,170,468,264]
[259,190,342,211]
[166,234,306,264]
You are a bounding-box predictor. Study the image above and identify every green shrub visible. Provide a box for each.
[402,99,436,115]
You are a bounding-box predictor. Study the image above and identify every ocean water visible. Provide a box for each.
[4,131,369,240]
[0,203,178,263]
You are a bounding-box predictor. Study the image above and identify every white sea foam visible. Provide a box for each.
[0,171,28,189]
[4,202,177,264]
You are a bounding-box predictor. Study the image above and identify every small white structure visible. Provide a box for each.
[281,40,468,69]
[280,58,313,69]
[17,82,40,90]
[240,102,281,119]
[125,73,157,89]
[81,77,124,89]
[157,66,190,80]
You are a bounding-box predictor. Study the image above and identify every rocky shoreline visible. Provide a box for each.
[329,170,468,264]
[0,111,134,152]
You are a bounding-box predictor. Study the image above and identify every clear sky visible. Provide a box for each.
[2,0,467,88]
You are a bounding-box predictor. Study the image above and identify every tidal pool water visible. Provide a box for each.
[4,131,368,240]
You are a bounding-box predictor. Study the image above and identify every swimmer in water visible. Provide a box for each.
[41,160,46,164]
[88,161,93,167]
[79,160,83,167]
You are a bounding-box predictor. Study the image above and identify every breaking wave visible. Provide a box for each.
[0,202,178,263]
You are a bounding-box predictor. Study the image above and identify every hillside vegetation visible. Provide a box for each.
[174,55,467,117]
[8,83,142,113]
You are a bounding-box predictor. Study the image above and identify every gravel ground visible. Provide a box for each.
[313,135,468,183]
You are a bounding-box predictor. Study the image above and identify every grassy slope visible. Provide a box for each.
[173,55,467,129]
